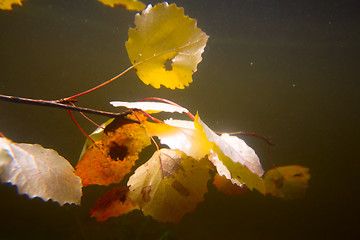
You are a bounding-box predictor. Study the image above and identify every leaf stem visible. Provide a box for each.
[67,110,96,144]
[60,65,135,101]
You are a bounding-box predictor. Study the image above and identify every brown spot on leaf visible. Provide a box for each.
[108,142,128,161]
[171,180,190,197]
[274,175,285,189]
[141,186,151,202]
[164,58,173,71]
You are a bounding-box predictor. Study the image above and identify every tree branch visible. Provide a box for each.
[0,94,132,119]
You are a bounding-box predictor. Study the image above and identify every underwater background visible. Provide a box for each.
[0,0,359,239]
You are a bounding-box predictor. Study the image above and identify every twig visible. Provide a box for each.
[0,94,133,119]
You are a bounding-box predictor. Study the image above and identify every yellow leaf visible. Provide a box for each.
[126,2,209,89]
[128,149,210,223]
[0,0,24,10]
[75,114,151,186]
[98,0,145,11]
[141,120,211,160]
[264,165,310,200]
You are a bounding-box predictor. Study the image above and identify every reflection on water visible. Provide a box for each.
[0,0,359,239]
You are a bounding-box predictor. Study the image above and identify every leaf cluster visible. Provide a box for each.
[0,1,310,224]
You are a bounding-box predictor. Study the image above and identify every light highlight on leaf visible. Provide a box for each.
[98,0,145,11]
[142,120,211,160]
[264,165,310,199]
[128,149,210,223]
[75,114,151,186]
[0,137,82,206]
[126,2,209,89]
[0,0,24,10]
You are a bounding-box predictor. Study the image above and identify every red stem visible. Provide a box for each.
[60,65,134,102]
[67,110,95,144]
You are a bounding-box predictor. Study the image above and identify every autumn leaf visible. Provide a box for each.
[97,0,145,11]
[90,186,137,221]
[142,120,212,160]
[264,165,310,199]
[110,100,189,114]
[213,173,248,195]
[0,0,24,10]
[0,136,82,205]
[126,2,209,89]
[194,114,266,194]
[128,149,210,223]
[142,114,265,193]
[75,114,151,186]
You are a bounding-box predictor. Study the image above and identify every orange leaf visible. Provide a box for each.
[90,187,136,222]
[75,114,151,186]
[264,165,310,200]
[213,174,247,195]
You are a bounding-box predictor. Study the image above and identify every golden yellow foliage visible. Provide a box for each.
[0,0,24,10]
[97,0,145,11]
[128,149,210,223]
[75,114,151,186]
[264,165,310,199]
[126,2,209,89]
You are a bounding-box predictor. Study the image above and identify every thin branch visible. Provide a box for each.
[0,94,133,119]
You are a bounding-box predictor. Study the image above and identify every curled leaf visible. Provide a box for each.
[128,149,210,223]
[90,187,137,222]
[264,165,310,200]
[98,0,145,11]
[0,137,82,206]
[126,2,209,89]
[75,114,151,186]
[194,114,265,194]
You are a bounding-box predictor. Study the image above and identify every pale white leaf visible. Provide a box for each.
[197,118,264,176]
[110,101,189,114]
[0,137,82,205]
[164,118,195,129]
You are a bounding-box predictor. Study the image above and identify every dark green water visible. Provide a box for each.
[1,0,359,239]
